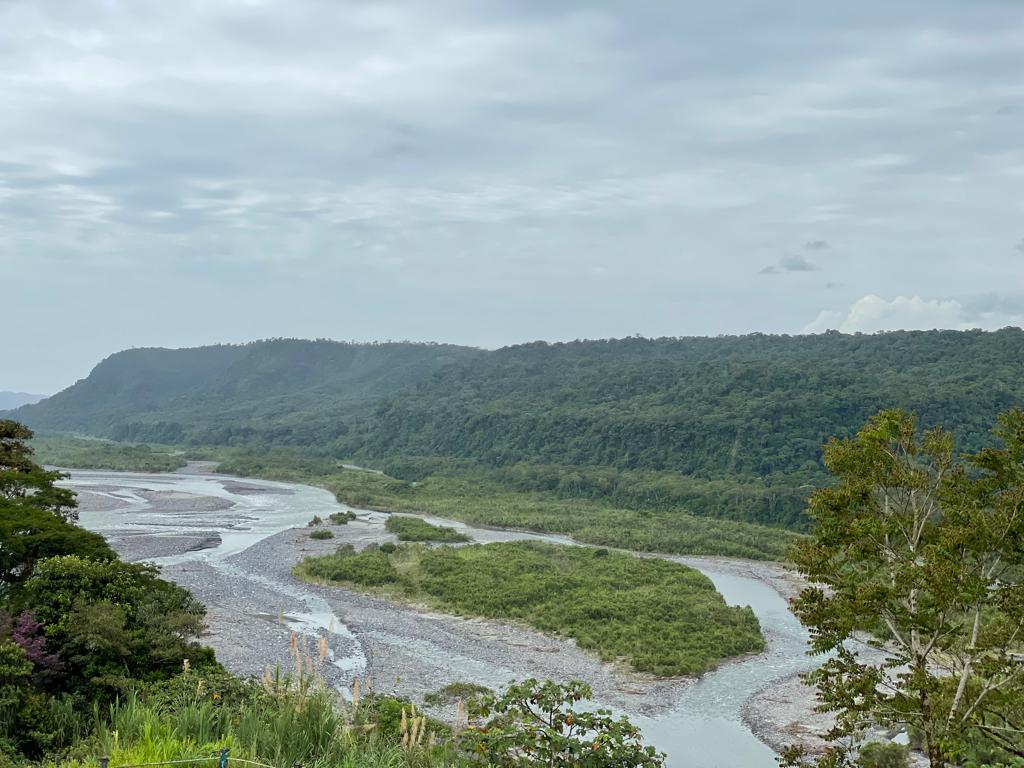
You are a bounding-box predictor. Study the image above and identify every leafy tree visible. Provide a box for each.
[787,410,1024,767]
[22,556,210,696]
[459,678,664,767]
[0,499,113,588]
[0,637,33,757]
[0,420,76,522]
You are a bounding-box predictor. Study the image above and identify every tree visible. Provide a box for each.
[458,678,665,767]
[0,420,76,522]
[22,555,210,696]
[0,498,113,588]
[787,410,1024,767]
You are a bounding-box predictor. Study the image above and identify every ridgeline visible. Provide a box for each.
[16,329,1024,533]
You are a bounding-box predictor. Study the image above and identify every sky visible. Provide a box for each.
[2,1,1024,394]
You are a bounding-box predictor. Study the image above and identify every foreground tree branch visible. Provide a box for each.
[784,409,1024,768]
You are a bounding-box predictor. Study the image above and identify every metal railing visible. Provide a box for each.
[98,749,300,768]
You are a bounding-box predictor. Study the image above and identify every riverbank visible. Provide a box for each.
[72,475,698,714]
[64,466,826,768]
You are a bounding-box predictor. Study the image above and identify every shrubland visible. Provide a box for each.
[297,540,764,676]
[29,435,186,472]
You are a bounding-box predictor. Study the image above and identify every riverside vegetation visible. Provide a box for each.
[1,420,667,767]
[297,540,765,676]
[785,410,1024,768]
[384,516,470,543]
[215,455,798,560]
[28,434,187,472]
[28,438,799,560]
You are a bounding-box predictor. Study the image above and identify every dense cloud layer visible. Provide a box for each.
[2,1,1023,391]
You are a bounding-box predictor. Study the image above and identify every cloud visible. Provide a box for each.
[2,0,1024,391]
[780,254,819,272]
[803,294,1024,333]
[760,253,819,274]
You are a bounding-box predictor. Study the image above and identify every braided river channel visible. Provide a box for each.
[62,465,818,768]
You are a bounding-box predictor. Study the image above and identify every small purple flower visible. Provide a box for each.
[0,610,61,671]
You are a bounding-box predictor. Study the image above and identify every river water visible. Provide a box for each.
[63,467,816,768]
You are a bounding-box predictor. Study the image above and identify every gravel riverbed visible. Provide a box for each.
[68,468,831,762]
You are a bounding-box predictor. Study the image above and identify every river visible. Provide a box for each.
[61,466,817,768]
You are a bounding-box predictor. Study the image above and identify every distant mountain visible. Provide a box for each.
[13,339,481,442]
[0,391,47,411]
[15,329,1024,485]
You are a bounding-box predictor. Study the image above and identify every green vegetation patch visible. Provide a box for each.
[309,529,334,540]
[30,434,187,472]
[384,515,469,542]
[321,468,797,560]
[303,544,398,585]
[298,541,765,676]
[423,681,492,707]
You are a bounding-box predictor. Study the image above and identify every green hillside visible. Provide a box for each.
[350,329,1024,478]
[18,329,1024,531]
[16,339,481,442]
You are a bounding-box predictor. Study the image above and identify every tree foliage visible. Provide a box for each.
[0,420,77,522]
[459,679,665,767]
[787,409,1024,767]
[0,420,214,760]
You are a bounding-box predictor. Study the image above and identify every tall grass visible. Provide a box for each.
[55,637,464,768]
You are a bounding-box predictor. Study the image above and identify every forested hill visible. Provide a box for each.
[14,339,481,442]
[17,329,1024,483]
[353,329,1024,479]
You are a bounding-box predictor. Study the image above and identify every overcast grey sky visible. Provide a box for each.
[3,1,1024,393]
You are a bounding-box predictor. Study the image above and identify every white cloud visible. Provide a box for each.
[3,0,1024,391]
[803,295,1024,334]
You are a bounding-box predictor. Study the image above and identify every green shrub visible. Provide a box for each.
[423,681,491,707]
[309,529,334,540]
[298,546,397,586]
[307,515,323,527]
[857,742,909,768]
[384,516,469,542]
[329,511,358,525]
[379,542,398,554]
[459,679,664,767]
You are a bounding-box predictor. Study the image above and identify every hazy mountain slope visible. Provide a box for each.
[17,329,1024,484]
[15,339,481,441]
[350,328,1024,479]
[0,391,47,411]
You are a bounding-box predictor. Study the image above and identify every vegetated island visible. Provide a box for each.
[296,539,765,677]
